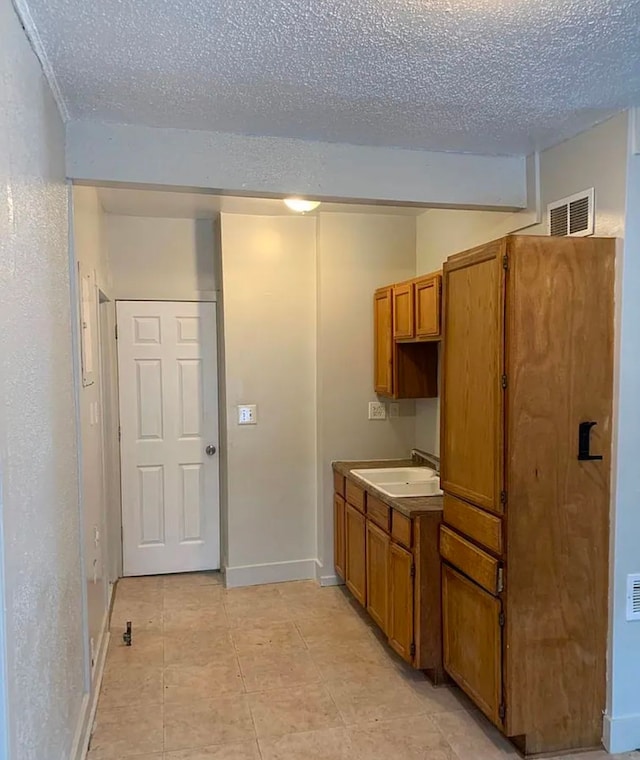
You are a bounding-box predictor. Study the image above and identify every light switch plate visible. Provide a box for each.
[368,401,387,420]
[389,402,400,418]
[238,404,257,425]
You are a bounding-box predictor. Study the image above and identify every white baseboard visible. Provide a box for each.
[224,559,317,588]
[69,614,111,760]
[314,560,345,588]
[603,712,640,753]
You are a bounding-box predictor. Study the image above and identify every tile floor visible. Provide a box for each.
[89,573,636,760]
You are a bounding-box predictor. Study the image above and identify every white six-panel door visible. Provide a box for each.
[117,301,219,576]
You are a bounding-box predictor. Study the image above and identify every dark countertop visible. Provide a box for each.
[332,459,443,518]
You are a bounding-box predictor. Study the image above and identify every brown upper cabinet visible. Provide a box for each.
[374,271,441,399]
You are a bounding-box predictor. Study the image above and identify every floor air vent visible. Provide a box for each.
[627,574,640,621]
[547,188,594,237]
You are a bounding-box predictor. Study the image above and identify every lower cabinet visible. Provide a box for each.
[345,503,366,605]
[442,563,503,726]
[388,542,414,662]
[334,495,346,580]
[366,521,390,634]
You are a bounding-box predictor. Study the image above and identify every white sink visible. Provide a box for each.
[350,467,442,498]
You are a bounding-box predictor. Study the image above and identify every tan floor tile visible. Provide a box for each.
[224,584,284,602]
[224,600,292,628]
[99,664,163,709]
[164,659,244,702]
[296,614,376,647]
[164,585,225,610]
[163,605,229,633]
[325,671,426,725]
[164,630,236,666]
[163,571,223,588]
[310,640,393,681]
[258,726,354,760]
[107,631,164,667]
[404,681,475,714]
[347,714,454,760]
[164,741,261,759]
[238,648,322,692]
[164,695,256,751]
[248,683,343,738]
[88,703,163,759]
[110,600,163,633]
[432,710,518,759]
[231,622,305,654]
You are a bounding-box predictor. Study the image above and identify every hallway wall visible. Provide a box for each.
[0,1,86,757]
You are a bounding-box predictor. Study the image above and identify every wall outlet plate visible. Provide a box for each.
[238,404,257,425]
[368,401,387,420]
[389,402,400,418]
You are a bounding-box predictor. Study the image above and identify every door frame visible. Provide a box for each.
[0,480,9,760]
[115,298,222,575]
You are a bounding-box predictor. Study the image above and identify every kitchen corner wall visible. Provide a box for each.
[316,214,418,582]
[219,212,417,586]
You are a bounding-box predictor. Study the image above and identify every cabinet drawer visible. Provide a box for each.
[346,479,366,513]
[333,471,345,497]
[391,511,412,549]
[367,495,390,532]
[440,525,500,595]
[443,494,503,556]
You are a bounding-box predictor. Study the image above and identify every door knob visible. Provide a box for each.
[205,445,217,456]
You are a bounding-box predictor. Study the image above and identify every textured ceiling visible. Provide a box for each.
[96,187,425,218]
[23,0,640,154]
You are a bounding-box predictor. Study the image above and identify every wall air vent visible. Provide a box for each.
[627,574,640,622]
[547,188,594,237]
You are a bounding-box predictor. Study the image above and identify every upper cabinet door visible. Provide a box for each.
[415,274,441,338]
[440,240,506,514]
[374,287,394,395]
[393,282,415,340]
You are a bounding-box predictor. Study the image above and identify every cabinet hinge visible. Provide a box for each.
[500,490,507,506]
[410,642,416,658]
[410,563,416,579]
[502,254,508,271]
[497,567,504,593]
[501,374,508,390]
[499,703,506,720]
[499,612,505,627]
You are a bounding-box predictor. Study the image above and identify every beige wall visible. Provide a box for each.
[71,186,113,683]
[220,214,318,583]
[105,215,218,300]
[415,113,629,457]
[316,213,418,580]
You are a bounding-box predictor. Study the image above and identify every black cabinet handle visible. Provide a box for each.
[578,421,603,461]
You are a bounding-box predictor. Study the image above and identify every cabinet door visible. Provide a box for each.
[374,287,394,395]
[415,274,441,338]
[388,542,414,663]
[393,282,415,340]
[440,240,506,513]
[334,494,346,580]
[442,564,503,727]
[366,520,389,633]
[345,504,366,606]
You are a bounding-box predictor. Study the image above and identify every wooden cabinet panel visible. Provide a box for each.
[367,495,390,532]
[442,564,503,727]
[441,240,506,513]
[345,504,366,606]
[334,494,346,580]
[333,471,345,497]
[440,526,500,595]
[503,236,614,752]
[393,282,415,340]
[415,274,441,338]
[388,542,414,663]
[366,521,390,633]
[443,494,503,556]
[391,511,412,549]
[374,287,394,395]
[345,479,366,513]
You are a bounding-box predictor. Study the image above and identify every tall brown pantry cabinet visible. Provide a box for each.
[439,236,615,756]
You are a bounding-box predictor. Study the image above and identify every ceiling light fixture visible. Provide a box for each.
[283,198,321,213]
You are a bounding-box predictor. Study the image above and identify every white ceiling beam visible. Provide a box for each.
[66,121,527,210]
